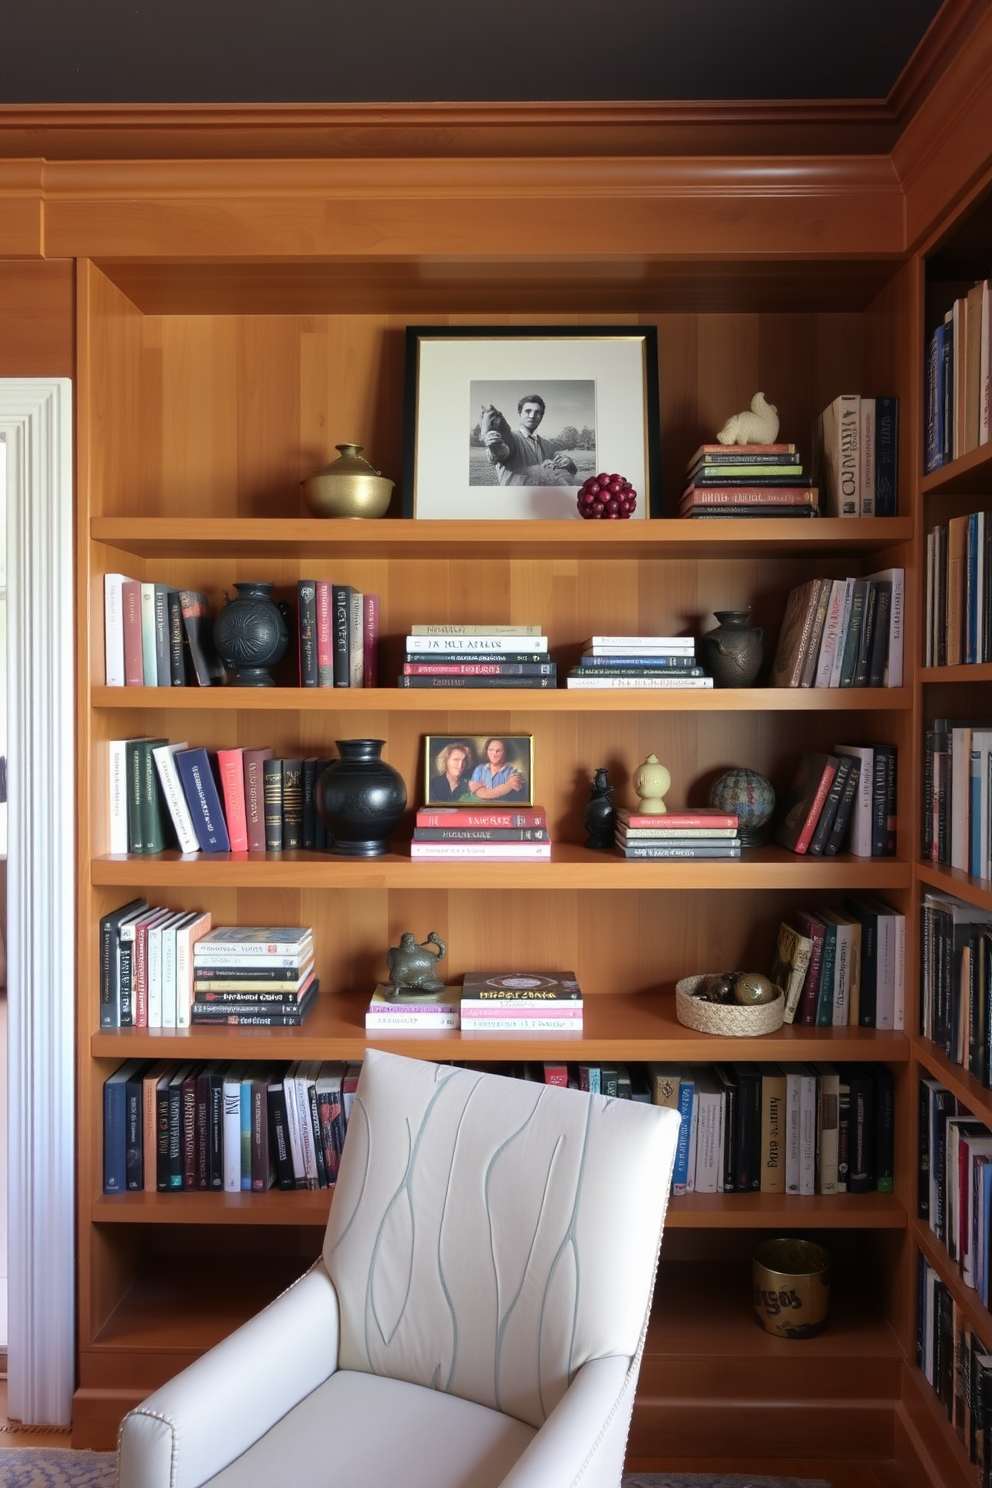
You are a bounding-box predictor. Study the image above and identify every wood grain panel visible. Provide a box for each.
[0,260,73,375]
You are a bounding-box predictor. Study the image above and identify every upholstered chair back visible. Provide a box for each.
[323,1049,679,1430]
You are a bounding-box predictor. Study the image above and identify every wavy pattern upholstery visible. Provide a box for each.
[324,1050,680,1430]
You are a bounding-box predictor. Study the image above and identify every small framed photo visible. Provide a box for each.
[402,325,660,519]
[423,734,535,807]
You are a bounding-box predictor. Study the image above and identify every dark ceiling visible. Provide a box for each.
[0,0,945,105]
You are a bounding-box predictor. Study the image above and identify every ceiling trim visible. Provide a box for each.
[887,0,991,123]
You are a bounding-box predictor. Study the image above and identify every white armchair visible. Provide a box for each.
[118,1049,681,1488]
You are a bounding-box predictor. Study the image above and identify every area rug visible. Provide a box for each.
[0,1454,832,1488]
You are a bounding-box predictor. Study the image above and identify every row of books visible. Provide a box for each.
[925,509,992,667]
[399,624,555,690]
[919,1078,992,1302]
[775,745,897,859]
[923,718,992,877]
[925,279,992,474]
[104,577,223,688]
[810,394,899,516]
[411,804,550,861]
[566,634,712,690]
[770,895,906,1029]
[770,569,904,689]
[103,1058,361,1195]
[614,806,741,860]
[921,891,992,1082]
[192,926,316,1027]
[367,970,583,1032]
[651,1060,893,1197]
[917,1252,992,1484]
[111,738,336,855]
[298,581,379,688]
[679,441,819,520]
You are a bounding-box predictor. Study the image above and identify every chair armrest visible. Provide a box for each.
[498,1354,636,1488]
[118,1260,340,1488]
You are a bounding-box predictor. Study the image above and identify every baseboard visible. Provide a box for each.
[629,1397,894,1460]
[72,1387,147,1451]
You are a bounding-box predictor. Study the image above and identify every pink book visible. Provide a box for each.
[122,579,144,686]
[363,592,379,689]
[242,748,274,852]
[316,581,334,687]
[217,748,248,851]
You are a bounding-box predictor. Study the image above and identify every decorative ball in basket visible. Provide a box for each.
[675,971,785,1037]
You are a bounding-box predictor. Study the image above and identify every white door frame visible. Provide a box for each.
[1,379,75,1425]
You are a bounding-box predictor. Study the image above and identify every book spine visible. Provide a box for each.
[400,674,556,689]
[181,1071,198,1190]
[243,749,272,853]
[103,1075,127,1193]
[153,586,172,686]
[125,1073,144,1190]
[315,581,334,686]
[671,1078,695,1195]
[793,759,838,855]
[408,635,550,654]
[267,1081,296,1190]
[140,583,158,687]
[875,396,899,516]
[177,749,231,853]
[363,592,379,688]
[223,1078,242,1193]
[403,662,556,675]
[281,759,303,850]
[216,749,248,852]
[348,589,364,688]
[263,758,283,851]
[108,739,128,854]
[153,745,201,855]
[332,583,351,687]
[167,589,186,685]
[297,580,318,687]
[859,397,876,515]
[104,574,127,685]
[415,809,546,828]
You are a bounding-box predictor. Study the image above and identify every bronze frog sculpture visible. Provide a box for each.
[385,931,447,997]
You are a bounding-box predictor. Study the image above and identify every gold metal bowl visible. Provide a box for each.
[752,1237,832,1338]
[301,443,394,519]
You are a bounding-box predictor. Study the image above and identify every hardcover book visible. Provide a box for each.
[175,747,231,853]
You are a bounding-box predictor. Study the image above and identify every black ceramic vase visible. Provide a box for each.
[212,581,290,686]
[698,608,764,688]
[584,766,616,849]
[315,739,407,857]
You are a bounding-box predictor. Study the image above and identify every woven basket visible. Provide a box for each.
[675,974,785,1037]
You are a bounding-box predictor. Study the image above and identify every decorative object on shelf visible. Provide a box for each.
[402,324,661,519]
[576,471,637,519]
[716,391,780,446]
[698,609,764,688]
[675,974,785,1036]
[633,754,671,814]
[423,733,535,807]
[691,969,779,1006]
[384,931,447,998]
[301,443,394,519]
[584,766,616,849]
[708,767,775,845]
[314,739,407,857]
[211,582,290,687]
[752,1237,831,1339]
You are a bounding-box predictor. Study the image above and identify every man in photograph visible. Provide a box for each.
[482,394,577,485]
[468,738,528,803]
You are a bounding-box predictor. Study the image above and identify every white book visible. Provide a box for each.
[925,531,935,668]
[690,1070,724,1194]
[104,573,130,686]
[971,729,992,880]
[132,907,170,1030]
[813,1063,840,1195]
[684,1077,701,1194]
[406,634,548,653]
[798,1064,817,1195]
[952,725,976,872]
[159,911,194,1032]
[295,1062,321,1188]
[813,578,848,687]
[349,589,364,688]
[965,1139,992,1289]
[151,741,200,855]
[411,842,551,859]
[108,738,129,853]
[139,582,158,688]
[828,579,856,688]
[833,744,875,856]
[223,1068,244,1193]
[146,913,173,1032]
[584,638,695,653]
[174,910,212,1029]
[893,908,906,1031]
[281,1062,306,1188]
[859,397,876,515]
[865,566,904,687]
[981,279,991,445]
[411,624,543,636]
[566,675,712,689]
[923,1262,937,1385]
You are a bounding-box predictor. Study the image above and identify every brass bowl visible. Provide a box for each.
[302,443,394,519]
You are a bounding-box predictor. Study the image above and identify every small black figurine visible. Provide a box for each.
[584,766,616,849]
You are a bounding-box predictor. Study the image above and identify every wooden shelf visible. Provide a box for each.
[91,1190,332,1226]
[921,444,992,498]
[917,860,992,912]
[91,988,911,1062]
[91,516,914,562]
[915,1038,992,1123]
[90,843,914,891]
[920,663,992,683]
[911,1217,992,1346]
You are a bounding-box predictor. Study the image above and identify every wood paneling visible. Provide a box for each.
[0,260,73,376]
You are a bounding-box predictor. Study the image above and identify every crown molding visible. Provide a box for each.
[887,0,991,124]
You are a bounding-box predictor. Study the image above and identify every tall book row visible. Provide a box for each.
[924,279,992,474]
[924,719,992,878]
[770,569,904,689]
[920,891,992,1081]
[917,1252,992,1486]
[103,1057,361,1195]
[770,896,906,1028]
[919,1076,992,1304]
[298,581,379,688]
[925,510,992,666]
[775,747,898,859]
[810,394,899,516]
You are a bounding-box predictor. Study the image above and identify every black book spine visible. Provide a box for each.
[874,396,898,516]
[268,1080,297,1190]
[251,1077,271,1192]
[823,756,861,856]
[118,934,134,1027]
[873,1064,895,1192]
[808,755,851,856]
[853,581,878,687]
[153,586,171,686]
[263,758,283,852]
[168,1079,184,1190]
[281,759,303,850]
[182,1073,197,1191]
[847,1069,875,1193]
[923,727,935,860]
[156,1082,170,1192]
[867,581,892,688]
[298,581,318,687]
[307,1082,329,1188]
[302,759,318,850]
[918,1078,930,1221]
[125,1070,145,1190]
[870,746,889,856]
[195,1069,210,1190]
[332,583,351,688]
[836,1069,851,1191]
[167,589,187,685]
[208,1070,225,1190]
[882,745,898,856]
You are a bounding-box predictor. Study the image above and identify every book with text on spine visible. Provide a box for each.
[366,985,460,1031]
[416,807,546,829]
[175,747,231,853]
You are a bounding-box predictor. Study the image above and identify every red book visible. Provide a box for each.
[243,748,274,852]
[217,747,248,851]
[542,1062,569,1086]
[363,592,379,689]
[680,487,816,505]
[792,911,827,1027]
[616,809,738,829]
[316,580,334,687]
[774,753,838,855]
[122,579,144,685]
[415,807,547,829]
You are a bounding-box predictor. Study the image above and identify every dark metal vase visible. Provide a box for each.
[698,608,764,688]
[315,739,407,857]
[584,766,616,849]
[212,581,290,687]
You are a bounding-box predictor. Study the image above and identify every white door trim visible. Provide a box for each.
[1,378,75,1425]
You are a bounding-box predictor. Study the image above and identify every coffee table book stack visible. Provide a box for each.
[566,635,711,688]
[190,927,318,1027]
[412,804,551,860]
[365,986,460,1031]
[679,442,819,519]
[615,807,742,859]
[459,973,584,1033]
[397,623,556,689]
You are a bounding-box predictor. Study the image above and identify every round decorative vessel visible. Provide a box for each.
[584,766,616,850]
[301,443,394,519]
[675,975,785,1037]
[698,608,764,688]
[708,767,775,846]
[315,740,407,857]
[211,581,290,687]
[752,1238,831,1339]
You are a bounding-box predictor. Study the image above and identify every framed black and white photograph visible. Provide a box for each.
[402,326,660,519]
[423,734,535,807]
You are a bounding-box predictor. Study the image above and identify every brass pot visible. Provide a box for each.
[752,1238,831,1339]
[302,443,394,519]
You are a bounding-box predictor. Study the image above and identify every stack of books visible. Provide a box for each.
[679,443,818,520]
[190,927,318,1026]
[770,570,904,689]
[411,804,550,860]
[566,635,712,689]
[615,806,741,858]
[774,746,895,859]
[459,972,583,1033]
[297,580,379,688]
[365,985,460,1031]
[398,625,556,689]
